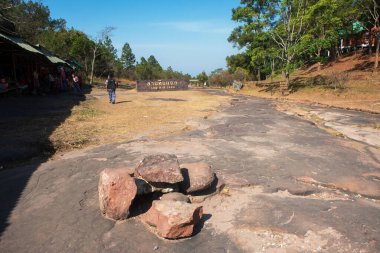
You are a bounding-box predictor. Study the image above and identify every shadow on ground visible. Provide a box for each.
[0,86,91,237]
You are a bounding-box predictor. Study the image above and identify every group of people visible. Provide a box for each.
[28,67,83,96]
[10,67,83,95]
[2,68,120,102]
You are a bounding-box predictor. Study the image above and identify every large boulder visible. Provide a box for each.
[141,200,203,239]
[180,162,215,193]
[135,154,183,184]
[98,168,137,220]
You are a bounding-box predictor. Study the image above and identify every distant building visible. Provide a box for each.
[338,20,378,53]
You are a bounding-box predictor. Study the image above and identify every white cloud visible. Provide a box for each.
[150,20,233,34]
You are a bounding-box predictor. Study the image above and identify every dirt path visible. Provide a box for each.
[1,90,379,252]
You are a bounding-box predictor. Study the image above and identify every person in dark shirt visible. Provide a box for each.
[105,74,117,104]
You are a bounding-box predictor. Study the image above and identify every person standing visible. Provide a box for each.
[32,70,40,95]
[72,72,83,96]
[60,67,67,91]
[105,74,117,104]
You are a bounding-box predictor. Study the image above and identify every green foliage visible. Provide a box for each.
[226,53,251,73]
[0,1,194,82]
[120,42,135,70]
[3,0,60,43]
[196,71,208,84]
[228,0,368,85]
[233,67,250,81]
[134,56,189,81]
[135,56,161,80]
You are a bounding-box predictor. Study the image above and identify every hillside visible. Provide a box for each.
[233,53,380,113]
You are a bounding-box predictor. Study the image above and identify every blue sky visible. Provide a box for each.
[41,0,241,76]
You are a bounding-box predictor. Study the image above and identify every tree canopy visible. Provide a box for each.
[0,0,191,82]
[227,0,380,88]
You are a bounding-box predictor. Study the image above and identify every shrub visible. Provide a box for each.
[325,71,349,90]
[209,70,233,87]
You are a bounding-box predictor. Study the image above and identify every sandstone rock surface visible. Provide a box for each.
[135,154,183,184]
[180,162,215,193]
[160,192,190,203]
[141,200,203,239]
[98,168,137,220]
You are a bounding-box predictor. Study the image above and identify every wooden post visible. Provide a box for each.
[280,81,289,96]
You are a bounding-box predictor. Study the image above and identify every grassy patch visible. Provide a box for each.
[48,88,230,155]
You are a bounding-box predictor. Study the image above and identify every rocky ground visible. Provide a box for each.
[0,89,379,252]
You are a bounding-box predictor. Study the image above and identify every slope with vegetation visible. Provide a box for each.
[224,0,379,90]
[232,53,380,113]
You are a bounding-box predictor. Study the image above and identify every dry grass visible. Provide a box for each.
[49,88,230,155]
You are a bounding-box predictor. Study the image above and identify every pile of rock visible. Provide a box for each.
[98,154,217,239]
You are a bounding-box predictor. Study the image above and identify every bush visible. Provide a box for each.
[325,71,349,90]
[233,67,249,81]
[209,70,233,87]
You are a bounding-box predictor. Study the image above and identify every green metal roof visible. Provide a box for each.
[338,20,366,36]
[0,32,69,66]
[0,32,42,54]
[34,44,67,65]
[65,59,83,70]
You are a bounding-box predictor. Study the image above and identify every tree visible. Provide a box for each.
[147,55,163,79]
[229,1,281,81]
[269,0,309,90]
[5,1,53,43]
[136,57,152,80]
[197,71,208,85]
[69,30,93,76]
[120,42,135,70]
[358,0,379,69]
[209,70,233,87]
[90,26,114,85]
[226,53,251,74]
[302,0,356,70]
[95,35,118,76]
[233,67,250,81]
[210,68,224,76]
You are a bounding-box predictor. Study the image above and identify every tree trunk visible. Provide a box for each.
[90,49,96,85]
[375,33,379,70]
[271,58,275,76]
[369,29,373,56]
[330,45,337,61]
[317,48,322,71]
[258,68,261,81]
[285,71,290,89]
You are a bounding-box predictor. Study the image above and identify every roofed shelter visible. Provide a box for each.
[0,31,71,88]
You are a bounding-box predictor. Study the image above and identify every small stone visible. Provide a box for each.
[141,200,203,239]
[153,245,159,250]
[160,192,190,203]
[180,162,215,193]
[98,168,137,220]
[135,154,183,184]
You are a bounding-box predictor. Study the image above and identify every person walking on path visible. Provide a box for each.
[105,74,117,104]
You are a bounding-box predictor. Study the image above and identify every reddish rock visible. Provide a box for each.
[180,162,215,193]
[141,200,203,239]
[160,192,190,203]
[135,154,183,184]
[98,168,137,220]
[333,176,380,199]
